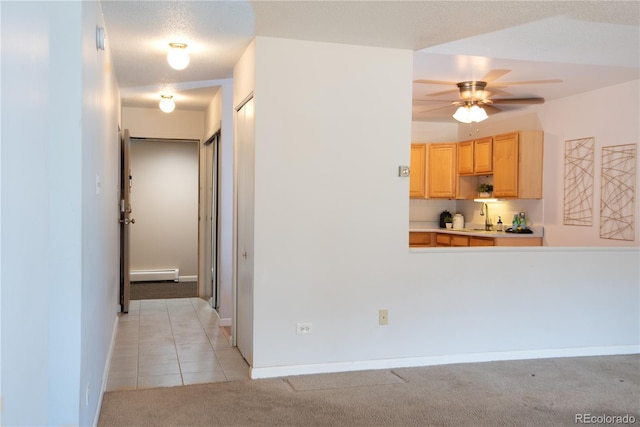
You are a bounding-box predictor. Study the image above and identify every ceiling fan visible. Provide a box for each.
[414,69,562,122]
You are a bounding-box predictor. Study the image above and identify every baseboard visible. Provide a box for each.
[219,317,232,327]
[93,314,119,427]
[249,345,640,379]
[178,275,197,282]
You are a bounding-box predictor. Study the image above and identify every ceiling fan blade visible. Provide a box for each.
[482,104,502,115]
[414,79,458,85]
[418,103,457,113]
[490,97,545,104]
[491,79,562,87]
[413,99,456,103]
[425,88,459,97]
[484,87,512,97]
[480,69,511,83]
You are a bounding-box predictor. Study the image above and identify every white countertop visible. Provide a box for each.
[409,221,544,238]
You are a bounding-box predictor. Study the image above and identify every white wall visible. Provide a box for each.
[239,37,638,379]
[204,81,235,321]
[1,2,120,425]
[539,80,640,246]
[130,139,199,277]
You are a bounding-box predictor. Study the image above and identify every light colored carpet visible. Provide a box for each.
[98,354,640,427]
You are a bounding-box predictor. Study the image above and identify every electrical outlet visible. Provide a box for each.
[379,309,388,326]
[296,322,312,335]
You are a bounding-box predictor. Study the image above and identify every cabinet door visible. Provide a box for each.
[409,232,433,247]
[435,233,451,246]
[474,137,493,174]
[469,237,494,246]
[410,144,426,198]
[451,235,469,246]
[493,132,519,197]
[457,140,474,175]
[428,143,457,198]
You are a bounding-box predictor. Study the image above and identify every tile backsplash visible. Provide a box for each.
[410,198,543,228]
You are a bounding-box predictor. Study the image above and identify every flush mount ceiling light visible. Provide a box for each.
[167,43,190,70]
[159,95,175,113]
[452,102,488,123]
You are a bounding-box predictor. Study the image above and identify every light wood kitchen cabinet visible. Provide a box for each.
[469,236,494,246]
[409,232,433,247]
[435,234,469,246]
[458,137,492,175]
[435,233,451,247]
[428,143,457,198]
[410,144,427,198]
[493,131,543,198]
[451,235,469,247]
[429,233,542,247]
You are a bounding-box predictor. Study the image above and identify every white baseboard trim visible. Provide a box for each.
[179,275,197,282]
[93,314,119,427]
[219,317,232,327]
[249,345,640,379]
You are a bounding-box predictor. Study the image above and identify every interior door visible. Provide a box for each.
[119,129,134,313]
[236,97,255,365]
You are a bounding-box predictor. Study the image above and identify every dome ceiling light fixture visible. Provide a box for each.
[159,95,175,113]
[167,42,190,70]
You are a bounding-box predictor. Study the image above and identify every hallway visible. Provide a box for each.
[106,298,249,391]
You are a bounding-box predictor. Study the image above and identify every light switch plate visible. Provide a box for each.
[398,166,410,177]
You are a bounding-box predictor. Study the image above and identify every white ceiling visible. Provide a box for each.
[101,1,639,122]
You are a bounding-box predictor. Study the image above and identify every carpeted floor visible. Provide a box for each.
[98,354,639,426]
[130,281,197,300]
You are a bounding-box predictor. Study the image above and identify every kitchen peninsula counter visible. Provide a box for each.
[410,221,544,238]
[410,221,544,247]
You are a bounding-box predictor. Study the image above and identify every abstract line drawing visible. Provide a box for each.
[564,137,594,226]
[600,144,636,241]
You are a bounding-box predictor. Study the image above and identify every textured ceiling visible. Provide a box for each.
[101,1,639,121]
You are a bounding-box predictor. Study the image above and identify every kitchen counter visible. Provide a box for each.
[409,221,544,238]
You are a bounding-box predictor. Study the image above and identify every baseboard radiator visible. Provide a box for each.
[130,269,179,282]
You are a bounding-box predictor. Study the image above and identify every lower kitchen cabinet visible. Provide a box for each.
[469,236,494,246]
[409,231,433,247]
[425,233,542,247]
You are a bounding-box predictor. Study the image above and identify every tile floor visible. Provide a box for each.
[106,298,249,391]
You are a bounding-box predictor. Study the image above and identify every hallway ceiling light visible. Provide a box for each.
[167,43,190,70]
[452,102,488,123]
[159,95,175,113]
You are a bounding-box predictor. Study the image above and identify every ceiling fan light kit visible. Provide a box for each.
[453,103,488,123]
[415,70,555,122]
[167,42,190,70]
[159,95,175,113]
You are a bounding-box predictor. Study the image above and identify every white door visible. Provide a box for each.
[236,97,255,365]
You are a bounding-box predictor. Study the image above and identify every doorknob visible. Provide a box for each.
[120,218,135,225]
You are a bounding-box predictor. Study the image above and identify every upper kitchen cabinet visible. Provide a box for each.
[410,144,427,198]
[428,143,457,198]
[493,131,543,198]
[458,137,492,175]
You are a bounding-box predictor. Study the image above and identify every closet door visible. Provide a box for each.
[235,97,255,365]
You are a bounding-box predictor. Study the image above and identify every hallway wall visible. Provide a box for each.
[1,2,121,426]
[129,139,199,278]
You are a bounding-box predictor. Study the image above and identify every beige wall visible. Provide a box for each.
[129,139,199,278]
[122,107,205,279]
[123,107,205,140]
